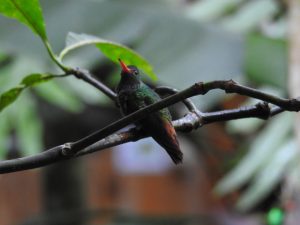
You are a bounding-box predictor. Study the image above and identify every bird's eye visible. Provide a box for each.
[133,70,138,75]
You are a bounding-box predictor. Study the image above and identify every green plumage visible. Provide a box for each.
[117,64,183,164]
[118,83,171,120]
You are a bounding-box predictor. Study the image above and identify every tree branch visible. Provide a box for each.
[201,80,300,111]
[70,67,117,101]
[77,101,275,157]
[0,80,299,174]
[70,81,300,153]
[201,102,271,124]
[155,86,199,112]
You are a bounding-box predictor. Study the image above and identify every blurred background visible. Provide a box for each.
[0,0,298,224]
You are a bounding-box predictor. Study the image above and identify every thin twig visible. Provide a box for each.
[44,41,117,100]
[270,106,285,116]
[201,102,271,124]
[71,68,117,101]
[202,80,300,111]
[155,86,199,112]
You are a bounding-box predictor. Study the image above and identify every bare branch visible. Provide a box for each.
[70,81,300,153]
[77,102,277,157]
[0,80,299,174]
[76,128,146,157]
[201,102,271,124]
[68,82,204,153]
[0,145,65,173]
[70,67,117,101]
[155,86,199,112]
[202,80,300,111]
[270,106,285,116]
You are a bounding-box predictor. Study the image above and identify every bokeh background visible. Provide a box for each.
[0,0,298,224]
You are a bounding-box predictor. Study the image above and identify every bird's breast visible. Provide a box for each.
[118,89,145,115]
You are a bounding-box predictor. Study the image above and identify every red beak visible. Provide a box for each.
[119,59,131,74]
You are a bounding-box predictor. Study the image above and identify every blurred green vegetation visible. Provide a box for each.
[0,0,294,215]
[186,0,292,213]
[245,34,287,89]
[0,0,243,157]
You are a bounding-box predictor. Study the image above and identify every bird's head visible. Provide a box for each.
[118,59,141,83]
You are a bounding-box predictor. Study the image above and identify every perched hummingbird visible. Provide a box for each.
[116,59,183,164]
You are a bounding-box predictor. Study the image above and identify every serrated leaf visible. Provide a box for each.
[59,32,157,80]
[0,85,25,111]
[0,0,47,40]
[21,73,53,86]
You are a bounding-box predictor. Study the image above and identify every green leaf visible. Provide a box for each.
[0,85,25,111]
[59,32,157,80]
[0,73,55,112]
[21,73,53,86]
[0,0,47,40]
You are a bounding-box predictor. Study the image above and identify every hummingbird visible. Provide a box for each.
[116,59,183,164]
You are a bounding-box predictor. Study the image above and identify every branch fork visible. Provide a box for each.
[0,77,299,174]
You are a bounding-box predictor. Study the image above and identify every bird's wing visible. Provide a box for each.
[142,95,182,164]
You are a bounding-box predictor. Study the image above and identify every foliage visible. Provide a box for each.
[0,0,160,156]
[0,0,47,40]
[0,73,55,111]
[0,0,156,110]
[59,32,157,80]
[0,0,294,214]
[0,0,242,157]
[186,0,294,212]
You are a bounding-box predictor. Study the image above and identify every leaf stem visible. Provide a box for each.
[43,41,117,100]
[44,41,71,72]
